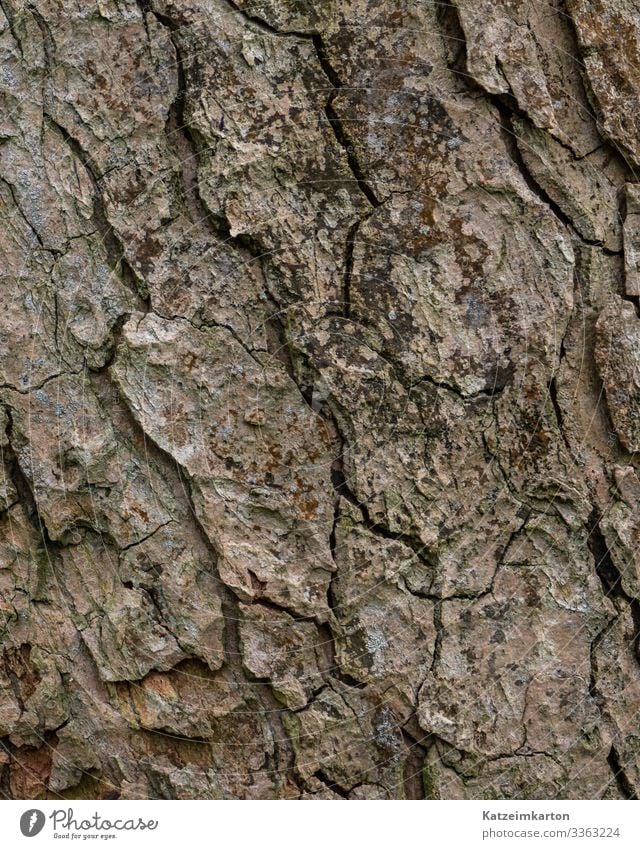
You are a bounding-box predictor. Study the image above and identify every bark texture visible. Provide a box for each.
[1,0,640,800]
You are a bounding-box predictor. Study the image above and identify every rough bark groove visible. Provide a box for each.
[1,0,640,799]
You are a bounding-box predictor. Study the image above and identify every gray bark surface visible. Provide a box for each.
[1,0,640,799]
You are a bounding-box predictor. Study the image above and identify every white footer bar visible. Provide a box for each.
[0,799,638,848]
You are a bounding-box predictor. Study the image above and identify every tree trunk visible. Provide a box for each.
[1,0,639,799]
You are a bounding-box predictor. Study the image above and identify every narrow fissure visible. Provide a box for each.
[329,432,435,564]
[438,0,629,254]
[607,745,638,799]
[44,116,150,308]
[310,35,382,209]
[341,220,359,318]
[586,508,640,667]
[401,728,427,800]
[1,408,60,556]
[312,769,349,799]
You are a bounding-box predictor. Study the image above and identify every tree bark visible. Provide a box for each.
[1,0,640,799]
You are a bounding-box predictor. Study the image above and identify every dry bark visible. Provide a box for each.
[1,0,640,799]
